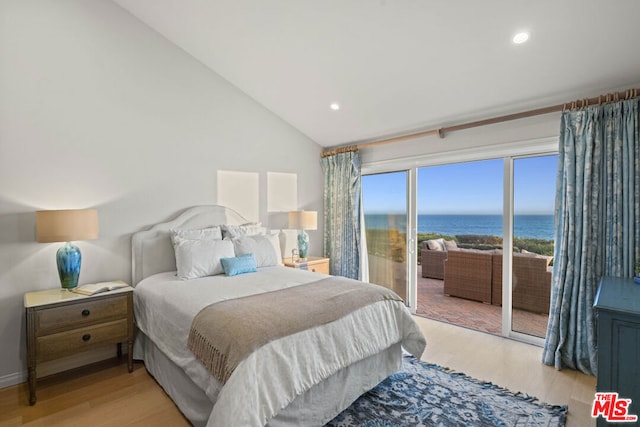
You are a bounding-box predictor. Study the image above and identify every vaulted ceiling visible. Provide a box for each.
[112,0,640,147]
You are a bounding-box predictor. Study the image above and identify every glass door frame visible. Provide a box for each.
[362,137,557,344]
[407,169,417,313]
[502,157,515,339]
[361,169,417,312]
[502,153,557,345]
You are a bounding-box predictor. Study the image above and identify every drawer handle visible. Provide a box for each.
[82,334,91,342]
[81,309,90,317]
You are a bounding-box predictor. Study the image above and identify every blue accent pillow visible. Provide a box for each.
[220,253,257,276]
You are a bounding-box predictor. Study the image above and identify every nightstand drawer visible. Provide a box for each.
[36,318,129,362]
[36,295,128,335]
[309,263,329,274]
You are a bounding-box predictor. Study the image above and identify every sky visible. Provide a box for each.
[362,155,557,215]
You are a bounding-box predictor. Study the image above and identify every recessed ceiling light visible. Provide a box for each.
[330,103,340,111]
[513,32,529,44]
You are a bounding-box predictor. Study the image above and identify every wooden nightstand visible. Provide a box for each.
[24,286,134,405]
[283,256,330,274]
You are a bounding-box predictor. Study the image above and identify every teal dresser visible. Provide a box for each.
[593,277,640,426]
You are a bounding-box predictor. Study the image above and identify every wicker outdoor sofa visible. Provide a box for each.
[491,251,553,314]
[420,241,447,279]
[421,241,553,314]
[443,249,494,304]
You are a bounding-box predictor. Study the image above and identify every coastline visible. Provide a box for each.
[365,213,554,241]
[365,228,555,260]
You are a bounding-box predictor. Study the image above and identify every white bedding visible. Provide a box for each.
[134,267,426,426]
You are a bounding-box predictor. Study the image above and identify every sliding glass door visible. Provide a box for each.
[417,160,504,334]
[510,155,556,338]
[361,139,558,344]
[362,171,409,301]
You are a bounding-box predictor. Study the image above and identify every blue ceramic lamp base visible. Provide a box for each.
[56,242,82,290]
[298,230,309,260]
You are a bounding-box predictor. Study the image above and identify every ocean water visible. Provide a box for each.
[365,214,554,240]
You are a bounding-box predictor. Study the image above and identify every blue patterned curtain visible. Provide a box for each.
[321,150,362,279]
[542,98,639,375]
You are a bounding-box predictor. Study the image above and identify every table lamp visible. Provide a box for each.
[36,209,99,290]
[288,210,317,260]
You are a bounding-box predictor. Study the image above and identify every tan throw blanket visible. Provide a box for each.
[187,276,403,384]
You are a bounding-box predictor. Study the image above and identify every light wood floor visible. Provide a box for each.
[0,317,596,427]
[414,316,597,427]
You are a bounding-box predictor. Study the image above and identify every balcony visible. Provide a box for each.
[367,251,550,338]
[417,276,548,337]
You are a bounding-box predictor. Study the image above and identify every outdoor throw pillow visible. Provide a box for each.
[426,239,445,251]
[443,239,458,251]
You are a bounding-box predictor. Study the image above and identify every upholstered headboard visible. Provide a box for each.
[131,205,249,286]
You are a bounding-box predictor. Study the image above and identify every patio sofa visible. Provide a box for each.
[492,251,553,314]
[436,247,552,314]
[443,249,493,303]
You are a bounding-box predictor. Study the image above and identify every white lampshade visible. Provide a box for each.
[288,211,317,231]
[36,209,99,243]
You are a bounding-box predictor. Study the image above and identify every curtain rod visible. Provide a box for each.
[323,87,640,154]
[320,145,358,158]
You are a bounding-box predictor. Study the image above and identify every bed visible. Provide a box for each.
[131,205,426,426]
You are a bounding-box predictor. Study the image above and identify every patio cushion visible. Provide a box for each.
[426,239,445,251]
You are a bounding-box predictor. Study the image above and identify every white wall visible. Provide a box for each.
[0,0,323,386]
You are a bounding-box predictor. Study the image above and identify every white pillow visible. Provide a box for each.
[443,239,458,251]
[231,234,282,267]
[426,238,445,251]
[170,226,222,244]
[173,236,235,280]
[222,223,267,239]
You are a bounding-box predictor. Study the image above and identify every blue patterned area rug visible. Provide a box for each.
[327,354,567,427]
